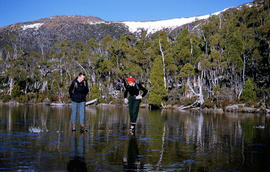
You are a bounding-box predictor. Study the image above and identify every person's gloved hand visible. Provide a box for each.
[124,98,128,104]
[136,95,142,100]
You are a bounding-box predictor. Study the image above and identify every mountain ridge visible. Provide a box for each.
[0,1,254,32]
[0,1,254,54]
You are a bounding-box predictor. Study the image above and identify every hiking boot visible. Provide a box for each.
[80,126,88,133]
[129,124,136,131]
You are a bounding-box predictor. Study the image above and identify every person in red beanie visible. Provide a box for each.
[124,76,148,134]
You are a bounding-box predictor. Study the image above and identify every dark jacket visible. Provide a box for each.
[69,79,89,103]
[124,82,148,98]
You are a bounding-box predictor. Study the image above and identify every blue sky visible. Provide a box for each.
[0,0,251,27]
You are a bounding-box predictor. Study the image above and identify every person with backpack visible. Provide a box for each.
[69,73,89,132]
[124,76,148,134]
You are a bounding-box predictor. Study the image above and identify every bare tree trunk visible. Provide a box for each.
[91,73,95,85]
[219,15,222,30]
[41,80,48,93]
[75,61,87,75]
[186,75,204,105]
[38,39,44,56]
[159,38,167,89]
[243,55,246,84]
[88,58,95,85]
[24,84,28,94]
[198,74,204,105]
[190,37,193,64]
[8,77,14,95]
[40,45,44,56]
[6,51,10,60]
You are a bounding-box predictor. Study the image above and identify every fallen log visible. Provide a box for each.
[86,98,98,105]
[178,101,198,110]
[50,103,65,106]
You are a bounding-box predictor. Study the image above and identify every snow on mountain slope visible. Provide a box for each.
[21,23,44,30]
[119,8,228,34]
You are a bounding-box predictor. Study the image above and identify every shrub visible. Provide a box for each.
[203,98,215,108]
[49,94,59,102]
[241,78,257,102]
[15,95,29,103]
[90,83,101,100]
[11,83,21,98]
[179,97,197,106]
[218,99,236,108]
[0,94,11,102]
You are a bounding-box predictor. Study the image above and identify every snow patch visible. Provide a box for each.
[22,23,44,30]
[212,8,229,15]
[119,7,232,34]
[120,14,213,34]
[247,3,254,8]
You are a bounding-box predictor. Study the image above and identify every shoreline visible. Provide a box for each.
[0,101,269,114]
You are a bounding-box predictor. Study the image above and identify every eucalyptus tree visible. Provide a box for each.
[132,32,152,82]
[179,63,204,106]
[4,45,29,96]
[150,31,174,90]
[49,39,74,101]
[172,29,193,66]
[86,38,100,85]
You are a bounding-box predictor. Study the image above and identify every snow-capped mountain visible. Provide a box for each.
[0,2,253,54]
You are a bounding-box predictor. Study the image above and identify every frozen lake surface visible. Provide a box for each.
[0,104,269,171]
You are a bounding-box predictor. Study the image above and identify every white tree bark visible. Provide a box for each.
[41,80,48,93]
[6,51,10,60]
[91,73,95,85]
[88,58,95,84]
[198,75,204,105]
[243,55,246,84]
[219,15,222,30]
[8,77,14,95]
[24,84,28,94]
[187,75,204,105]
[159,38,167,89]
[190,37,193,64]
[75,61,87,75]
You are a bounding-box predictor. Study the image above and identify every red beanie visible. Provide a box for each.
[127,77,135,82]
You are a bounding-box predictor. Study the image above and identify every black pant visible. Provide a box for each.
[128,96,141,123]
